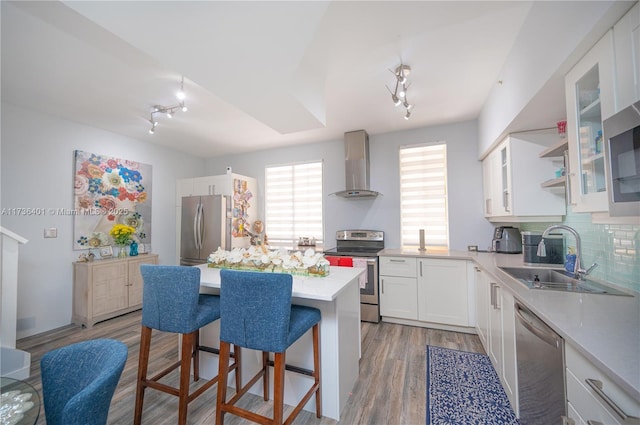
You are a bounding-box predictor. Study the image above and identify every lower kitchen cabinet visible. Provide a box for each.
[379,256,418,320]
[474,266,490,348]
[565,343,640,425]
[417,258,469,326]
[477,269,518,415]
[72,254,158,328]
[379,255,475,331]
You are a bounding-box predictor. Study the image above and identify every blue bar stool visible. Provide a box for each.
[215,270,322,425]
[134,265,240,425]
[40,338,128,425]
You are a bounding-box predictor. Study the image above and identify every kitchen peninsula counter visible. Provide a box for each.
[195,264,365,421]
[380,249,640,402]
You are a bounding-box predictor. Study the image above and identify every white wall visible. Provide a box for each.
[0,103,205,338]
[206,120,494,251]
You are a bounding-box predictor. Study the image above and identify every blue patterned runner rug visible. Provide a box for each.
[426,345,519,424]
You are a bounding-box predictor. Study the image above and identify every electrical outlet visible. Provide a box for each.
[467,245,478,252]
[44,228,57,238]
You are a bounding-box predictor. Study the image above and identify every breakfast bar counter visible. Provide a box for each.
[194,264,365,421]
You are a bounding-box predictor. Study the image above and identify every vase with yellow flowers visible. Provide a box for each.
[110,224,136,258]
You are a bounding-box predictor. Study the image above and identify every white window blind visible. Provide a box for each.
[399,143,449,249]
[265,161,323,247]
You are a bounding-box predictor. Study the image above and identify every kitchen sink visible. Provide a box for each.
[498,267,632,296]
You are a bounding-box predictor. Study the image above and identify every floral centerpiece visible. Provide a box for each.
[208,246,330,277]
[110,224,136,257]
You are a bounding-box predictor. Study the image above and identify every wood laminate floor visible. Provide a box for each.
[16,311,484,424]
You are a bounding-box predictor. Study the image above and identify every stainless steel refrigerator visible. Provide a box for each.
[180,195,231,266]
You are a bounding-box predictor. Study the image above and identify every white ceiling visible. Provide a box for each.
[0,1,618,158]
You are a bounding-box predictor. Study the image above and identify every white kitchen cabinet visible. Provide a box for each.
[488,280,503,374]
[379,256,418,320]
[175,176,219,205]
[417,258,469,326]
[565,343,639,425]
[565,30,615,212]
[482,134,566,222]
[500,288,518,416]
[474,266,490,348]
[477,272,519,415]
[613,2,640,112]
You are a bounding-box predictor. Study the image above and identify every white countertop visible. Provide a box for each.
[379,249,640,401]
[196,264,365,302]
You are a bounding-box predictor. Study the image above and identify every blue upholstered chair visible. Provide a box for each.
[215,270,322,425]
[40,338,128,425]
[134,265,240,425]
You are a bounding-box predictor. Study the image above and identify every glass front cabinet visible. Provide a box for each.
[565,30,615,212]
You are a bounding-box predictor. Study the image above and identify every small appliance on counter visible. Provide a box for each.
[492,226,522,254]
[522,232,564,265]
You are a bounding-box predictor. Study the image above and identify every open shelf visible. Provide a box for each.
[539,139,569,158]
[541,177,566,188]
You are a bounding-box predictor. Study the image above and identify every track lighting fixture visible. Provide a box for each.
[146,76,188,134]
[386,64,414,120]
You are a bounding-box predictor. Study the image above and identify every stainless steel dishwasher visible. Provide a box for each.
[515,301,566,424]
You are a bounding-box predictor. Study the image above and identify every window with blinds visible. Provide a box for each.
[264,161,323,247]
[399,143,449,249]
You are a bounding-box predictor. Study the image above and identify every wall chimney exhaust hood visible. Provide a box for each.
[331,130,381,198]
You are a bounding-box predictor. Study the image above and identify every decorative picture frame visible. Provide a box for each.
[137,243,146,254]
[99,246,113,258]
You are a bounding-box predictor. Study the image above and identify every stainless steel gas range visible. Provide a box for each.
[324,230,384,323]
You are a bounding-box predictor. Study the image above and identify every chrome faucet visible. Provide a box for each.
[537,224,598,280]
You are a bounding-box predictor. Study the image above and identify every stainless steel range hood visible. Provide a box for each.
[332,130,380,198]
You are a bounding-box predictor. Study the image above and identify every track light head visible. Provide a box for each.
[392,94,401,106]
[145,77,190,133]
[404,110,411,120]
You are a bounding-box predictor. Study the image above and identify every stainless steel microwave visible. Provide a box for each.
[603,101,640,217]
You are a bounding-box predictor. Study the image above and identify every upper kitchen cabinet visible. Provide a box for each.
[482,134,566,223]
[565,30,615,213]
[613,2,640,112]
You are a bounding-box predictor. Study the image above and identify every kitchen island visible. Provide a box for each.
[194,264,364,421]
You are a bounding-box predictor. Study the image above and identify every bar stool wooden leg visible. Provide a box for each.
[215,341,231,425]
[273,352,286,425]
[134,326,152,425]
[193,330,200,381]
[179,332,195,425]
[234,345,242,391]
[262,351,269,401]
[313,324,322,418]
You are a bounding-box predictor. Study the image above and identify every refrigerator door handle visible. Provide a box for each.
[193,202,201,250]
[198,202,205,250]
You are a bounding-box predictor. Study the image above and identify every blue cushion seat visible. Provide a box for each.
[134,265,240,425]
[215,270,322,425]
[40,338,128,425]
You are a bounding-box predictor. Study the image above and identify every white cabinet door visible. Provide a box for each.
[565,30,615,212]
[482,135,565,221]
[474,267,490,348]
[417,259,469,326]
[488,281,503,372]
[501,289,518,416]
[613,3,640,111]
[379,275,418,320]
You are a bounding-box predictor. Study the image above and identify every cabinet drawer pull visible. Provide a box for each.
[585,378,640,422]
[586,421,603,425]
[389,259,405,263]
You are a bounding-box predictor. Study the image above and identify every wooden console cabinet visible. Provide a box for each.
[72,254,158,328]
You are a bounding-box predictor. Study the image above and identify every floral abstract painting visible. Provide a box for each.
[73,150,152,250]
